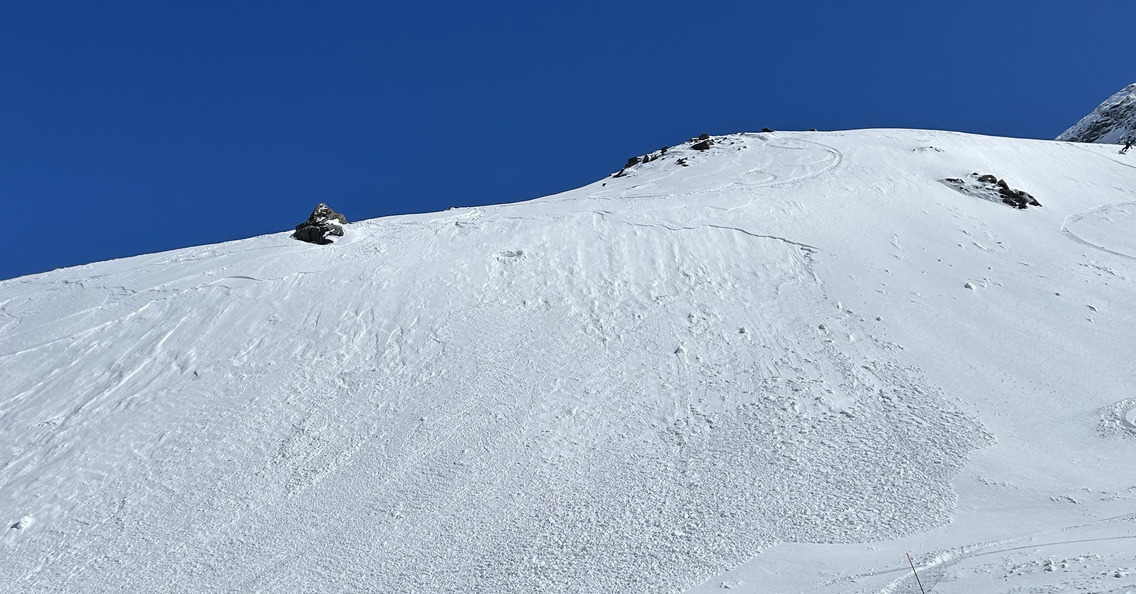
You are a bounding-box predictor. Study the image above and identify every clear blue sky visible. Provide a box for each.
[2,1,1134,280]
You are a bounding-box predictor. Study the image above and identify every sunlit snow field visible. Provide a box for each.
[2,130,1134,593]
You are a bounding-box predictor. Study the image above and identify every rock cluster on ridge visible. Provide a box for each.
[293,203,347,245]
[612,134,713,177]
[1057,83,1136,144]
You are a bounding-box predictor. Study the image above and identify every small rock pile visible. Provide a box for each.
[942,173,1041,209]
[293,203,347,244]
[691,133,713,151]
[611,133,721,178]
[614,145,671,178]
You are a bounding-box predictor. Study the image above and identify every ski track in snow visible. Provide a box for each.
[1062,200,1136,260]
[2,130,1135,593]
[803,512,1136,594]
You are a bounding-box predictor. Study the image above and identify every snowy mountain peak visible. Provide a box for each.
[3,129,1136,594]
[1056,82,1136,143]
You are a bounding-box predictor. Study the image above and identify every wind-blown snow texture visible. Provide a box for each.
[3,130,1136,593]
[1058,82,1136,144]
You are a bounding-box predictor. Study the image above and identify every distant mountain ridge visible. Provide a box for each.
[1057,82,1136,143]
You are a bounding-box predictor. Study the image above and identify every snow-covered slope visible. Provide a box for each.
[2,130,1135,593]
[1058,83,1136,144]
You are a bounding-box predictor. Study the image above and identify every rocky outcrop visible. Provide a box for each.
[293,203,347,245]
[942,174,1041,210]
[1057,83,1136,144]
[610,135,714,177]
[613,146,673,177]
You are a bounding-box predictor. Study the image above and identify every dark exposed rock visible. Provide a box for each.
[676,158,688,167]
[761,128,774,133]
[998,186,1040,209]
[697,133,711,141]
[293,203,347,245]
[1002,196,1026,209]
[625,156,642,168]
[942,174,1041,209]
[691,139,712,151]
[294,223,344,245]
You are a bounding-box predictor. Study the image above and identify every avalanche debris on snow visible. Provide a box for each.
[1097,399,1136,439]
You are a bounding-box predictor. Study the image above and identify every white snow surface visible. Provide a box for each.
[2,130,1136,593]
[1057,82,1136,144]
